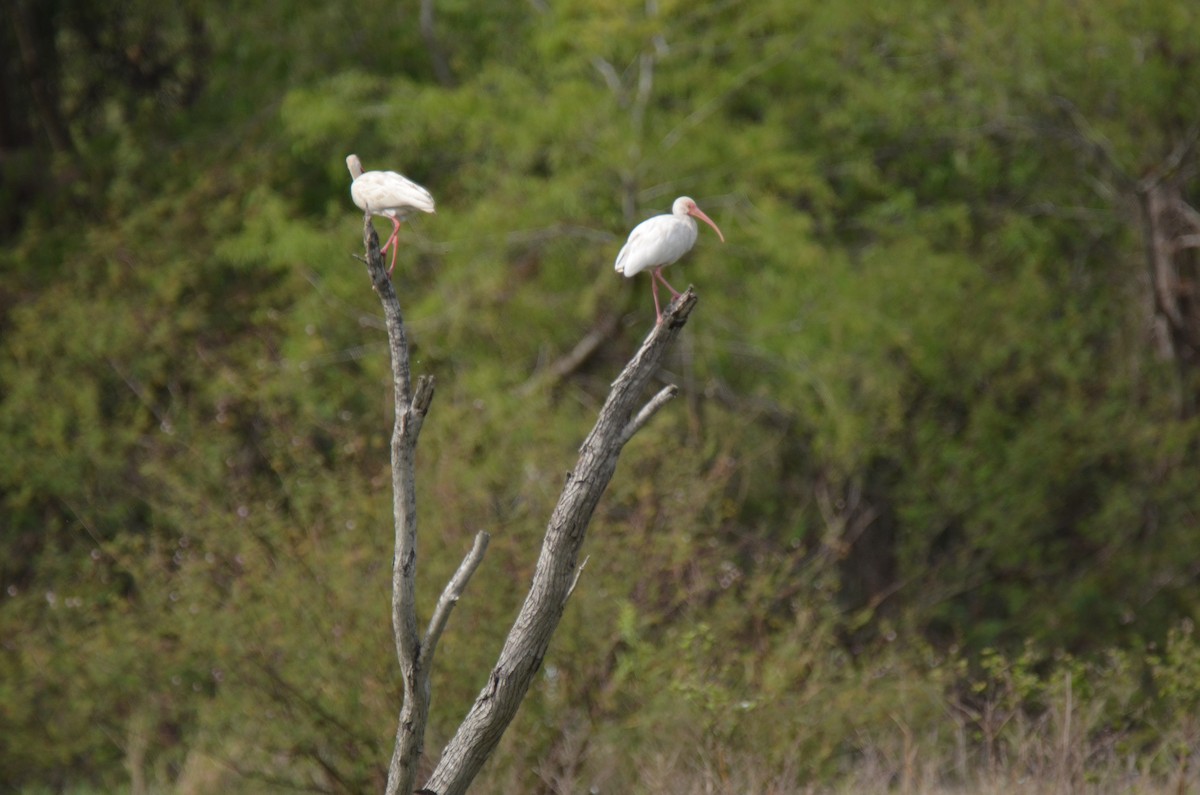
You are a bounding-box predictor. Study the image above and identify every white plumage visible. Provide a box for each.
[346,154,436,275]
[615,196,724,322]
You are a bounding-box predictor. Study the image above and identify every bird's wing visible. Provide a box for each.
[351,171,436,215]
[381,171,436,214]
[614,216,695,277]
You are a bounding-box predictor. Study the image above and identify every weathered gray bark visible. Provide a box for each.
[423,292,698,794]
[359,217,489,795]
[1138,181,1200,365]
[359,211,698,795]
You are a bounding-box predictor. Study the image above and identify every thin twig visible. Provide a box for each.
[423,531,491,667]
[565,555,591,603]
[591,56,623,96]
[619,385,678,446]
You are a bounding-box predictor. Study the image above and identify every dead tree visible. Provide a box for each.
[356,216,698,795]
[1138,179,1200,369]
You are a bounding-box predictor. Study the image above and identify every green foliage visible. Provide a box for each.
[3,0,1200,791]
[1149,621,1200,725]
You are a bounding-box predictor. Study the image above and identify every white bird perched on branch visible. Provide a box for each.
[615,196,724,323]
[346,154,436,275]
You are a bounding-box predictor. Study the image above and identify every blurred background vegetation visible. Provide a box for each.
[3,0,1200,792]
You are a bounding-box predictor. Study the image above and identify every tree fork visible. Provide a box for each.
[358,213,698,794]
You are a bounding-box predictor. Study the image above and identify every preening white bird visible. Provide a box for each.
[346,154,436,275]
[614,196,725,323]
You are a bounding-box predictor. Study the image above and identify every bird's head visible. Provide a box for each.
[674,196,725,242]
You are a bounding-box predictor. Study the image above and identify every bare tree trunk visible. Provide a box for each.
[423,296,697,794]
[359,217,489,795]
[359,212,697,795]
[1137,179,1200,417]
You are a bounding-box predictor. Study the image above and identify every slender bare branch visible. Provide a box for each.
[365,215,416,410]
[1174,194,1200,231]
[620,385,678,446]
[1052,95,1131,187]
[565,555,590,603]
[360,214,433,795]
[1138,122,1200,191]
[423,532,491,669]
[590,56,623,96]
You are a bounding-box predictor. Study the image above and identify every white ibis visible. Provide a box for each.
[614,196,725,323]
[346,154,436,275]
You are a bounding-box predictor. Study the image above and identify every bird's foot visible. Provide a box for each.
[654,270,682,297]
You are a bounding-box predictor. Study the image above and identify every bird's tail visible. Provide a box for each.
[613,245,629,275]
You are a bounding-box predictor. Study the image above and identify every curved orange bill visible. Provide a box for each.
[688,205,725,242]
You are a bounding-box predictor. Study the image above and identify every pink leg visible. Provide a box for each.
[650,275,663,324]
[382,218,403,275]
[654,268,681,297]
[383,217,402,251]
[380,237,397,272]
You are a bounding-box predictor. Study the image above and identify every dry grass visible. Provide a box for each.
[471,682,1200,795]
[145,631,1200,795]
